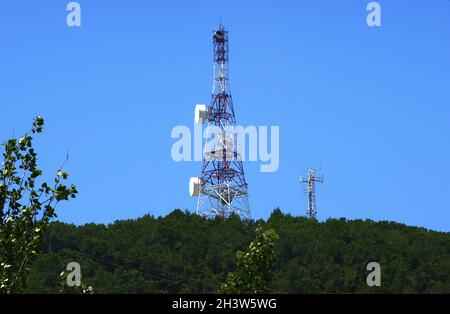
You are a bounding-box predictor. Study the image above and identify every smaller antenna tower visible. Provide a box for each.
[299,168,324,219]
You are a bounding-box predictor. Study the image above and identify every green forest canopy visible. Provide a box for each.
[24,209,450,293]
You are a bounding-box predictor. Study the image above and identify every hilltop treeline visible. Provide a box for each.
[23,209,450,293]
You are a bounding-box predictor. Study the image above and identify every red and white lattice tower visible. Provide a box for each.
[189,25,250,219]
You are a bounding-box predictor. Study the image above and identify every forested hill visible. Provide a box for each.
[24,209,450,293]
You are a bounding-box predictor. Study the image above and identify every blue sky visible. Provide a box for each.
[0,0,449,231]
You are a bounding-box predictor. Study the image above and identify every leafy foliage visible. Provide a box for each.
[0,117,77,293]
[22,209,450,293]
[219,227,278,293]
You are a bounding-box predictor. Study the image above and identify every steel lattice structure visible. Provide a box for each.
[299,168,323,219]
[190,25,250,220]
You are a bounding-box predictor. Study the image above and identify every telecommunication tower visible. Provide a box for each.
[189,25,250,219]
[299,168,323,219]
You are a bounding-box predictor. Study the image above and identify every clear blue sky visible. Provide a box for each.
[1,0,449,231]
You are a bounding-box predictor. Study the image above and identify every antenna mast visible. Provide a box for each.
[299,168,323,219]
[189,25,250,219]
